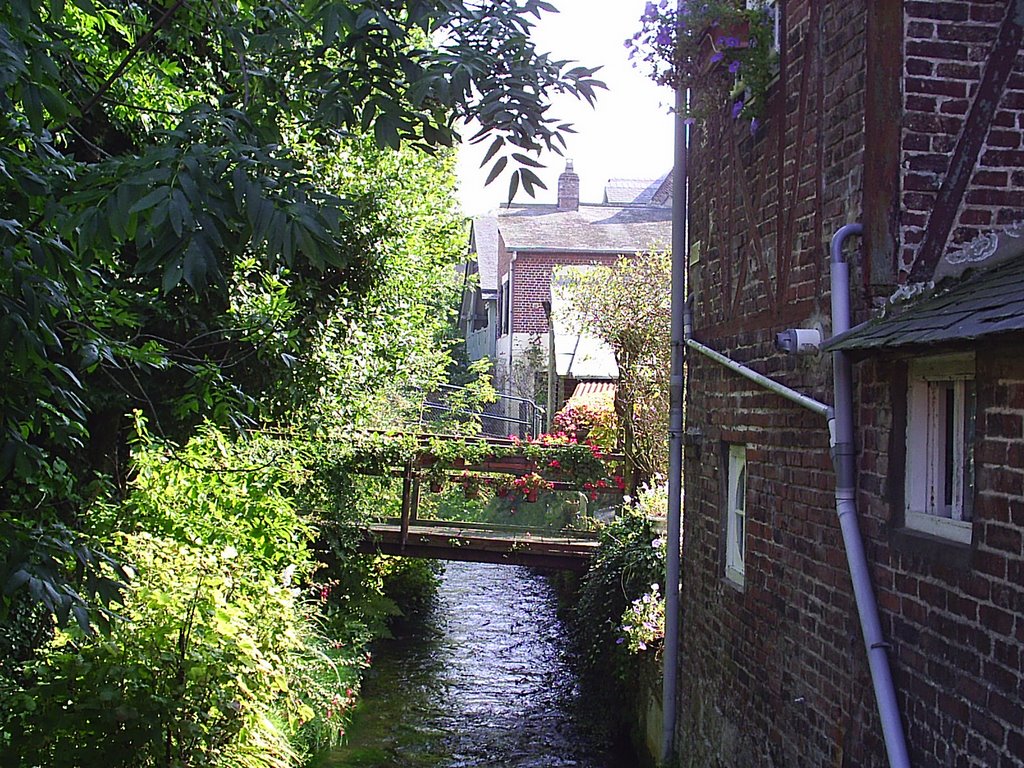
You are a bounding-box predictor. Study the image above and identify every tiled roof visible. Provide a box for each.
[497,203,672,254]
[824,253,1024,354]
[568,381,617,400]
[469,215,499,293]
[603,175,670,205]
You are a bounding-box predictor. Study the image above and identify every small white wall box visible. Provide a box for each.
[775,328,822,355]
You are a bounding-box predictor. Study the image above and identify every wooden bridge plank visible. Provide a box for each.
[358,522,599,572]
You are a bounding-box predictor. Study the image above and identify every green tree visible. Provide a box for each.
[1,0,602,624]
[561,252,671,486]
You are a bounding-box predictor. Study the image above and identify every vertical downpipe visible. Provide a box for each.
[661,38,689,765]
[829,224,911,768]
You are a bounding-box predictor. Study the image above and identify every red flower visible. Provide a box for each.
[548,459,561,469]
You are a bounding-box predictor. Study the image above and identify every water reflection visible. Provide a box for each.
[320,561,634,768]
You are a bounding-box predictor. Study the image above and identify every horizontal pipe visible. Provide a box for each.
[684,338,832,418]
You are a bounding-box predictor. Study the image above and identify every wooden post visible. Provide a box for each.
[400,462,413,551]
[410,477,421,523]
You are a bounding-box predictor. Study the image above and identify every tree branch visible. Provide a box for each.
[77,0,189,120]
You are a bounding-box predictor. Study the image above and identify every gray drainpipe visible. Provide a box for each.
[830,224,911,768]
[679,224,911,768]
[661,42,688,765]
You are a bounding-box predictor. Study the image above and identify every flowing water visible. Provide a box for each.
[318,561,638,768]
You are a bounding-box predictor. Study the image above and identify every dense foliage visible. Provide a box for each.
[572,508,665,676]
[0,423,414,765]
[1,0,601,628]
[0,1,607,762]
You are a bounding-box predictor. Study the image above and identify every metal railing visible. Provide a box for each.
[418,384,546,438]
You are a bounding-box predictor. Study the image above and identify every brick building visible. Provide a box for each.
[460,162,672,425]
[677,1,1024,766]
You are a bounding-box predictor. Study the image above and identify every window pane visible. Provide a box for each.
[943,382,955,511]
[962,380,976,522]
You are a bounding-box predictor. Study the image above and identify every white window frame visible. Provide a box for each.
[725,444,748,586]
[904,354,975,545]
[498,276,510,337]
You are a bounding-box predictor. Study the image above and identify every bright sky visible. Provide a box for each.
[455,0,675,215]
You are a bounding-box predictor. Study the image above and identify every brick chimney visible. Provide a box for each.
[557,160,579,211]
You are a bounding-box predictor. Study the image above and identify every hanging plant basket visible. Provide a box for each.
[696,19,751,77]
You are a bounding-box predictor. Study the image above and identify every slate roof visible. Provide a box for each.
[824,254,1024,354]
[603,174,671,205]
[469,216,499,294]
[497,203,672,254]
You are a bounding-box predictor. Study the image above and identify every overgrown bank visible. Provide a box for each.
[0,422,442,765]
[556,486,669,767]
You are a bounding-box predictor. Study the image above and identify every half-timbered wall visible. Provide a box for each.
[902,1,1024,281]
[681,1,873,764]
[679,1,1024,766]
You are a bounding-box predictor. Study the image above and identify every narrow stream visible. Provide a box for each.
[319,561,638,767]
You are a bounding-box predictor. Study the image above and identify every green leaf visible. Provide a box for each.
[161,260,184,293]
[22,84,44,133]
[519,168,547,196]
[129,187,170,215]
[480,136,504,167]
[484,156,507,186]
[507,171,520,202]
[182,237,211,291]
[511,152,544,168]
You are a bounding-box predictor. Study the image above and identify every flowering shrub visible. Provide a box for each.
[553,388,618,451]
[619,583,665,654]
[626,0,778,127]
[572,511,665,675]
[493,472,552,501]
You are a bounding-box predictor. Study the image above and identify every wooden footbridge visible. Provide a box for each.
[348,431,623,572]
[357,520,600,571]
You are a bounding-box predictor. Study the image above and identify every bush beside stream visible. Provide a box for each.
[0,424,437,767]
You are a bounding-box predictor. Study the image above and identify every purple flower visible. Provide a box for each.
[656,27,672,46]
[728,60,741,74]
[750,118,760,135]
[710,51,725,64]
[731,99,744,119]
[616,637,625,644]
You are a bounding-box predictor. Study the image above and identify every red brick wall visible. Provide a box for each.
[680,1,1024,765]
[901,1,1024,278]
[857,344,1024,765]
[507,251,623,335]
[680,0,874,764]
